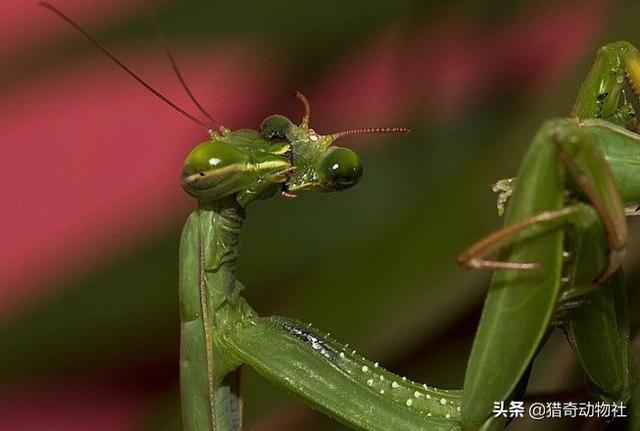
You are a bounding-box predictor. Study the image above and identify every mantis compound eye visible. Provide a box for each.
[259,115,293,141]
[319,147,363,191]
[180,140,249,198]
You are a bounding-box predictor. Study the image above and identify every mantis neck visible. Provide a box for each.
[195,198,245,316]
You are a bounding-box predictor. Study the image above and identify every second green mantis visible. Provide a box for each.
[457,41,639,430]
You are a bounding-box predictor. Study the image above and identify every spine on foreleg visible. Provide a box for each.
[219,315,462,431]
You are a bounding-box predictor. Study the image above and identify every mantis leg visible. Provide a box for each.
[561,203,631,403]
[572,41,640,126]
[215,315,463,431]
[461,119,626,430]
[564,269,630,403]
[180,203,248,431]
[457,204,593,270]
[178,201,460,431]
[458,119,626,281]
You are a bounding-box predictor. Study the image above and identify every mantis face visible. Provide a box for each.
[258,114,364,193]
[181,93,405,205]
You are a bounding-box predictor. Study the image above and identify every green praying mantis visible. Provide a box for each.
[42,2,640,430]
[177,103,468,431]
[41,3,463,431]
[457,41,640,429]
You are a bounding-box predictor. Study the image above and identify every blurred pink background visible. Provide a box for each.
[0,1,615,429]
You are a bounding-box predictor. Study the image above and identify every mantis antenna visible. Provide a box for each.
[295,91,311,128]
[39,2,212,131]
[144,0,220,130]
[294,90,409,140]
[331,127,411,140]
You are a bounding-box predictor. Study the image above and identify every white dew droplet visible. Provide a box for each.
[406,399,413,407]
[379,375,384,381]
[392,382,400,389]
[440,398,447,405]
[367,379,374,386]
[379,389,385,394]
[352,350,357,355]
[422,384,428,390]
[457,406,461,412]
[426,394,431,399]
[402,377,407,381]
[427,413,432,417]
[362,365,369,373]
[414,391,421,398]
[374,362,379,368]
[446,414,451,419]
[339,352,345,359]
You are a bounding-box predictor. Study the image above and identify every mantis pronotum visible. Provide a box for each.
[42,2,640,429]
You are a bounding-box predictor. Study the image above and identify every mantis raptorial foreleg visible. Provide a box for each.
[458,119,627,280]
[572,41,640,125]
[179,202,247,431]
[181,200,463,431]
[555,193,629,403]
[219,316,463,431]
[458,41,640,429]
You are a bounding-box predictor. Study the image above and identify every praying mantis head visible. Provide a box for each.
[181,92,408,205]
[38,3,408,207]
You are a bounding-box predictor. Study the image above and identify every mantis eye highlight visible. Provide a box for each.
[180,140,249,198]
[319,147,363,190]
[259,115,293,141]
